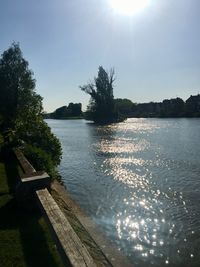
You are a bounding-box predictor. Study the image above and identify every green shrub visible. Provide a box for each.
[23,144,56,178]
[17,121,62,167]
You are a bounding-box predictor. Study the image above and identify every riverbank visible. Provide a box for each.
[0,149,132,267]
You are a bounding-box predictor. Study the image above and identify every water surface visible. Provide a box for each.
[47,118,200,267]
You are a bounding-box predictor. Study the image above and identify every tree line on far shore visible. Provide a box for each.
[44,103,82,119]
[114,95,200,118]
[46,94,200,121]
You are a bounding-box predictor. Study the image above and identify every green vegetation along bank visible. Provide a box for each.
[0,43,65,265]
[0,43,62,179]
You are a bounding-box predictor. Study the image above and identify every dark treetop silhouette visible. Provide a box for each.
[44,103,83,119]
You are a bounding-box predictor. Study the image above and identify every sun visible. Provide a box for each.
[109,0,150,16]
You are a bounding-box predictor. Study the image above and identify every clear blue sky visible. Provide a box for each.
[0,0,200,112]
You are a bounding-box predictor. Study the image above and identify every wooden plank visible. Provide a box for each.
[21,171,49,182]
[13,148,36,174]
[36,189,97,267]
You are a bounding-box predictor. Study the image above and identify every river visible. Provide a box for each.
[47,118,200,267]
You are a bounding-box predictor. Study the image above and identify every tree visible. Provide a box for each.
[80,66,118,123]
[0,43,37,129]
[161,98,185,117]
[0,43,62,170]
[49,103,82,119]
[54,106,68,119]
[114,98,136,117]
[185,94,200,117]
[67,103,82,117]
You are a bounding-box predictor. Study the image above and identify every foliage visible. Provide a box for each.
[54,106,68,118]
[160,98,185,117]
[185,94,200,117]
[114,98,136,117]
[131,94,200,118]
[117,95,200,118]
[16,120,62,166]
[48,103,82,119]
[23,144,54,175]
[0,43,38,129]
[68,102,82,117]
[0,43,62,171]
[80,66,119,123]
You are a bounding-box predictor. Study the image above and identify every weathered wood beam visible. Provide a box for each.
[21,171,50,182]
[13,148,36,174]
[36,188,97,267]
[13,149,50,209]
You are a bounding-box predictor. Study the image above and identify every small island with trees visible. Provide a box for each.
[80,66,124,123]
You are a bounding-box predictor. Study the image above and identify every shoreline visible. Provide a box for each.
[50,180,133,267]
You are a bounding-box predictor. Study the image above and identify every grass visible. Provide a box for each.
[0,152,65,267]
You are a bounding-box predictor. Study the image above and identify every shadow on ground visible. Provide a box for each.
[0,152,64,267]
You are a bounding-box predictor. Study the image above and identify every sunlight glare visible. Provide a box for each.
[109,0,150,16]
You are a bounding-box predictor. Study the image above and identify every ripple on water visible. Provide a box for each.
[47,118,200,267]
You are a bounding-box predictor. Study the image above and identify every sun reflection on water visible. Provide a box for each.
[48,117,200,266]
[93,119,198,266]
[99,138,150,154]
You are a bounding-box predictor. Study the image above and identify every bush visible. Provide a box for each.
[23,144,56,178]
[17,121,62,167]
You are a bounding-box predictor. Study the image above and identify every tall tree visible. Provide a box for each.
[80,66,117,123]
[0,43,62,167]
[0,43,37,129]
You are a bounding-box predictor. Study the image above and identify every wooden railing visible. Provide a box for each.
[13,148,97,267]
[36,188,96,267]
